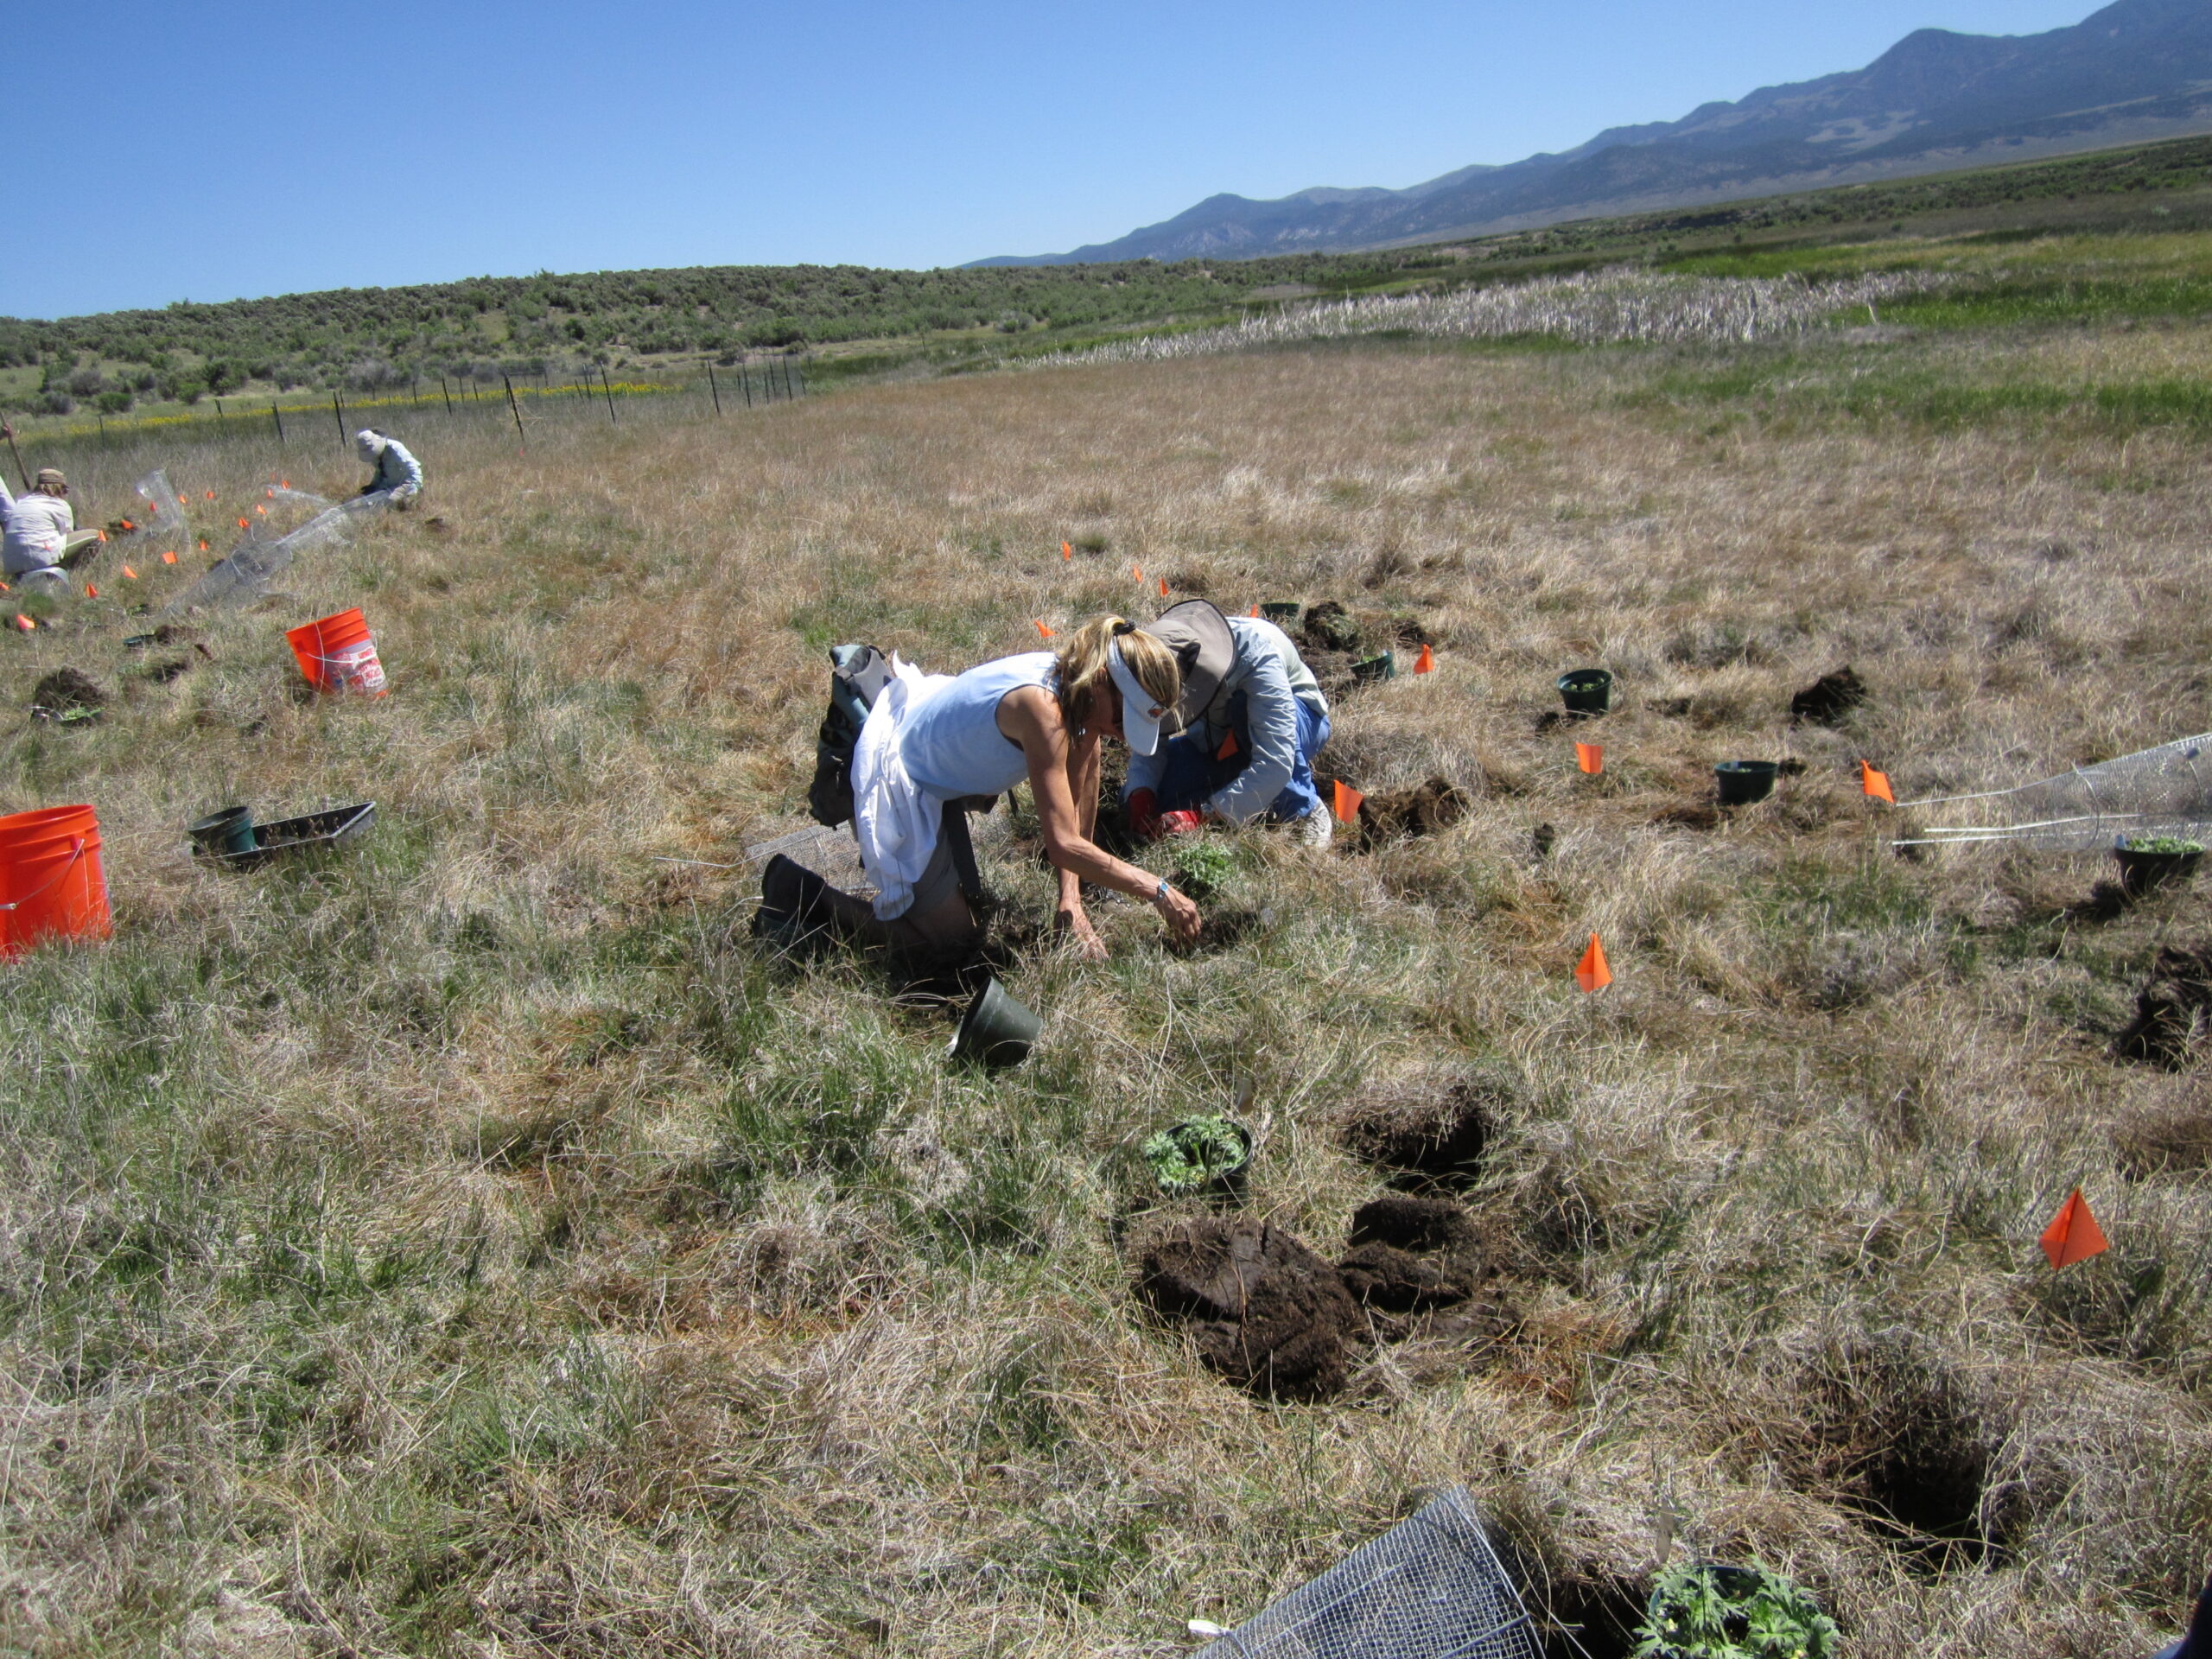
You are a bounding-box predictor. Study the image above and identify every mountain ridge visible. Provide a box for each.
[970,0,2212,266]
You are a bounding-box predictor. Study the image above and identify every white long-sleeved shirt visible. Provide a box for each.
[1125,616,1328,823]
[366,439,423,499]
[2,492,73,575]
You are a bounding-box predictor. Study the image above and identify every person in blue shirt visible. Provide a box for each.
[2154,1578,2209,1659]
[1125,600,1334,847]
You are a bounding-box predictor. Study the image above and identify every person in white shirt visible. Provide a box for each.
[2,468,101,589]
[353,429,423,505]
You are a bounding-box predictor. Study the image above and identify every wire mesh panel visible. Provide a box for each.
[1196,1488,1538,1659]
[1904,732,2212,850]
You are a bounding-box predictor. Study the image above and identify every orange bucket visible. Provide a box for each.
[0,804,111,957]
[285,607,388,696]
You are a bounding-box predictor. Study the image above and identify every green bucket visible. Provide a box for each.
[951,976,1043,1068]
[1261,602,1302,624]
[1713,760,1779,806]
[1351,651,1395,684]
[188,806,257,857]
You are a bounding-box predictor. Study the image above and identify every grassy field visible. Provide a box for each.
[1,224,2209,1657]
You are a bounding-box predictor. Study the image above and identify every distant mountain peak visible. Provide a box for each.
[968,0,2212,268]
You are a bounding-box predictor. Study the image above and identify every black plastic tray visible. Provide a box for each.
[198,803,375,870]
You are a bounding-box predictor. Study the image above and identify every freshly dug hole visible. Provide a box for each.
[1135,1217,1363,1402]
[1344,776,1472,850]
[1338,1197,1488,1315]
[1338,1069,1512,1189]
[1793,1337,2022,1568]
[2113,946,2212,1067]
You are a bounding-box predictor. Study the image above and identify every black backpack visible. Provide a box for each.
[807,643,895,829]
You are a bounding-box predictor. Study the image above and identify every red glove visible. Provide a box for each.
[1126,789,1160,842]
[1155,810,1204,836]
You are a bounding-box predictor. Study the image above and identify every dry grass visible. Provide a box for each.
[0,314,2209,1656]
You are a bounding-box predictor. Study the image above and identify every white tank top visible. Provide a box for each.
[899,652,1056,800]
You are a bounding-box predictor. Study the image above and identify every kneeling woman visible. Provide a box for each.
[761,617,1204,958]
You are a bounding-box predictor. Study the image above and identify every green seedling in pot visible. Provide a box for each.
[1635,1560,1837,1659]
[2124,836,2204,855]
[1141,1114,1250,1195]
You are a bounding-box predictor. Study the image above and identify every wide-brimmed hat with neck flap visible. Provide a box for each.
[1146,600,1237,734]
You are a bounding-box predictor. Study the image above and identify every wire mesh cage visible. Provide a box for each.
[1195,1488,1539,1659]
[1902,732,2212,851]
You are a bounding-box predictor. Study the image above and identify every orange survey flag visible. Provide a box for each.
[281,480,290,489]
[13,614,33,632]
[1414,642,1434,674]
[1575,933,1611,992]
[1217,729,1239,761]
[122,565,138,580]
[1033,619,1056,639]
[163,550,180,564]
[1062,540,1071,561]
[2040,1189,2108,1269]
[1132,563,1143,582]
[204,490,213,499]
[84,583,98,599]
[237,518,249,529]
[1332,779,1364,823]
[1159,577,1170,599]
[1249,604,1260,617]
[1861,760,1894,803]
[1576,742,1603,774]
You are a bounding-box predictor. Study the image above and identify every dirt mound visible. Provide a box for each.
[1348,777,1471,849]
[1300,599,1361,654]
[1348,1194,1481,1255]
[1339,1073,1506,1189]
[1789,665,1868,726]
[1136,1217,1363,1401]
[2113,946,2212,1066]
[29,668,106,715]
[1337,1197,1503,1332]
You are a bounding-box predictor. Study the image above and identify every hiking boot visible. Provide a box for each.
[753,854,836,947]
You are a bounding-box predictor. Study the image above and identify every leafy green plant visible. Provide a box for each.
[1141,1115,1250,1195]
[2124,836,2203,855]
[1635,1562,1838,1659]
[1169,837,1235,901]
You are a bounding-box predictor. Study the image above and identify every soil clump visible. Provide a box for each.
[1136,1217,1363,1401]
[2113,946,2212,1066]
[1790,665,1868,726]
[1300,600,1361,654]
[1348,777,1471,849]
[29,668,107,717]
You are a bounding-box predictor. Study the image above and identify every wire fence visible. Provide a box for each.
[6,359,807,469]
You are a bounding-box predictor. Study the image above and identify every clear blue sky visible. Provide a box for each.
[23,0,2098,320]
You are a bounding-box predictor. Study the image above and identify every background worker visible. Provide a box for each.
[760,616,1205,961]
[2,468,102,591]
[1125,599,1335,846]
[353,429,423,505]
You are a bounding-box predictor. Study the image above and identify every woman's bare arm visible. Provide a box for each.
[998,685,1201,944]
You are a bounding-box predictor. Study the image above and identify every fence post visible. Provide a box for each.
[502,373,526,451]
[333,391,346,447]
[707,364,721,415]
[440,376,454,415]
[271,405,286,444]
[600,367,617,425]
[741,367,753,409]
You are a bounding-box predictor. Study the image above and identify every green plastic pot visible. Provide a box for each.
[1261,602,1302,624]
[1714,760,1779,806]
[951,976,1042,1068]
[1351,651,1395,683]
[188,806,257,857]
[1558,668,1613,715]
[2115,842,2202,899]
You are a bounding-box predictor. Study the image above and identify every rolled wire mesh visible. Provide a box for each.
[1196,1488,1538,1659]
[1903,733,2212,851]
